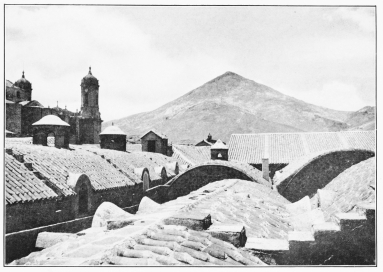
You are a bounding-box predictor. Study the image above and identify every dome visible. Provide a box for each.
[14,71,32,91]
[32,115,70,126]
[100,125,126,135]
[81,67,99,87]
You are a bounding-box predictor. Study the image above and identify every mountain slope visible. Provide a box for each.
[104,72,373,143]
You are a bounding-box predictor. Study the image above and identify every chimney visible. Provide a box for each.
[211,139,228,161]
[262,158,270,182]
[207,133,212,142]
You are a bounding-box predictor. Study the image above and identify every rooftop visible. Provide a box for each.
[32,115,70,127]
[12,179,273,266]
[312,157,376,221]
[229,131,375,164]
[100,125,126,135]
[5,153,58,204]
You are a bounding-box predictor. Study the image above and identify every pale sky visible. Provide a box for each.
[5,5,376,121]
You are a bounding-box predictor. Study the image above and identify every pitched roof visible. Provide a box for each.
[5,153,58,204]
[141,129,168,139]
[100,125,126,135]
[32,115,70,126]
[211,139,228,150]
[171,144,211,166]
[313,157,376,221]
[229,131,376,164]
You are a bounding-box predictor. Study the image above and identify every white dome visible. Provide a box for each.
[32,115,70,126]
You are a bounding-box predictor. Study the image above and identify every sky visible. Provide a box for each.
[5,5,376,121]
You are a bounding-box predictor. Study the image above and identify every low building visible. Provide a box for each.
[141,129,169,155]
[195,133,217,146]
[99,125,127,151]
[32,115,71,149]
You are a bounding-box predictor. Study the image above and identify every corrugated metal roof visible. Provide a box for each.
[5,154,58,204]
[229,131,375,164]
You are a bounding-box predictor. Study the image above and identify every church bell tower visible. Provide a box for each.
[78,67,102,144]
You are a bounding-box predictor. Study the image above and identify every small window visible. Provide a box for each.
[16,91,20,99]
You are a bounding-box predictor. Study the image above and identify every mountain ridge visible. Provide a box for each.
[103,71,375,143]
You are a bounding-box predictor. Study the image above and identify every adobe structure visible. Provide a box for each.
[99,124,127,151]
[5,68,102,144]
[141,130,171,156]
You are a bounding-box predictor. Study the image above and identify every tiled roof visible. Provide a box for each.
[314,157,376,221]
[229,131,376,164]
[75,145,179,181]
[172,179,292,239]
[171,145,211,166]
[5,154,58,204]
[13,179,268,266]
[6,143,138,194]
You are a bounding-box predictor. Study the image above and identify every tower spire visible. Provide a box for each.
[89,66,92,75]
[22,71,25,78]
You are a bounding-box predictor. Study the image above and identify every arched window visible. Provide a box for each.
[47,132,55,147]
[78,183,89,214]
[143,171,150,192]
[84,92,88,106]
[16,91,20,99]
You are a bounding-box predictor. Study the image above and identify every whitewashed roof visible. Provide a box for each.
[100,125,126,135]
[211,139,228,150]
[32,115,70,126]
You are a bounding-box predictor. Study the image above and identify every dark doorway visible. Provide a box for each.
[148,140,156,152]
[78,183,88,214]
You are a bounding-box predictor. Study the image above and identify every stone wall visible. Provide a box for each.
[6,103,22,135]
[100,134,126,151]
[166,165,253,202]
[276,150,375,202]
[141,132,168,155]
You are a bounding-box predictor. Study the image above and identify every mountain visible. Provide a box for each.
[346,106,376,131]
[103,72,375,143]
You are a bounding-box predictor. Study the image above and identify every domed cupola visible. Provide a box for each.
[14,71,32,91]
[81,67,99,88]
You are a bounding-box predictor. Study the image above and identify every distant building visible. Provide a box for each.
[195,133,217,146]
[5,68,102,144]
[141,129,170,155]
[210,139,228,161]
